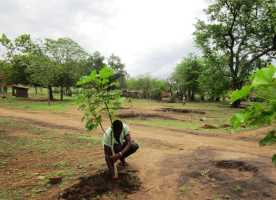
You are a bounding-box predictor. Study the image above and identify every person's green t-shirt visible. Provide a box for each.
[102,123,129,148]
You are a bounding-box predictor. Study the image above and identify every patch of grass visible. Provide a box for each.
[0,189,25,200]
[63,133,101,146]
[124,99,241,134]
[233,185,243,193]
[53,161,70,169]
[179,183,189,194]
[0,117,49,136]
[0,117,101,154]
[213,197,222,200]
[129,118,200,130]
[105,191,127,200]
[0,96,75,112]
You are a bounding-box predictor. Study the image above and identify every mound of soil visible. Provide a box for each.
[214,160,258,173]
[117,111,183,121]
[201,124,218,129]
[159,108,206,114]
[59,169,141,200]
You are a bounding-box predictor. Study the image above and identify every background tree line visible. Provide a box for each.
[0,34,126,103]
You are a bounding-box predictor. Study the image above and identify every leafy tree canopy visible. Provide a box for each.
[194,0,276,93]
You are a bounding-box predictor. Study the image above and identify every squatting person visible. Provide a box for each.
[103,119,139,178]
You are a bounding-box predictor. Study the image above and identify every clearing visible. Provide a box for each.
[0,98,275,200]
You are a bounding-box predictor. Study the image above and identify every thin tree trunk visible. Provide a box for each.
[4,86,8,96]
[104,102,118,179]
[12,87,15,96]
[187,90,191,102]
[191,92,195,101]
[60,86,64,101]
[231,79,243,107]
[48,86,54,105]
[232,99,241,108]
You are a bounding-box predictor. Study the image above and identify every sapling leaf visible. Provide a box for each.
[252,65,276,87]
[272,154,276,166]
[260,131,276,146]
[231,112,246,129]
[230,85,251,103]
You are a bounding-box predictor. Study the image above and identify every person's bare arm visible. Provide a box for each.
[120,134,131,155]
[104,145,114,170]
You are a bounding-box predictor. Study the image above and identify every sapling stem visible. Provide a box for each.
[104,101,118,178]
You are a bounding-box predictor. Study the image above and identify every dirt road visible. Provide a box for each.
[0,107,275,200]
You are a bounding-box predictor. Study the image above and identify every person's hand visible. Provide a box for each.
[111,153,121,163]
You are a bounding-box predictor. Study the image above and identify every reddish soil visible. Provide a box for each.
[0,107,275,200]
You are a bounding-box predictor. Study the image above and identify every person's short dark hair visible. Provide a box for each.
[112,120,123,137]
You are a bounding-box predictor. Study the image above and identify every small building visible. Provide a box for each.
[161,91,172,102]
[12,85,29,98]
[122,90,143,98]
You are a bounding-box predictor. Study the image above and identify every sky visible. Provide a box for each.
[0,0,208,78]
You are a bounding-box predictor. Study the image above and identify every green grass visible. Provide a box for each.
[128,118,200,130]
[0,96,75,112]
[0,86,77,112]
[0,129,100,155]
[0,188,25,200]
[179,183,190,195]
[0,116,101,153]
[125,98,233,111]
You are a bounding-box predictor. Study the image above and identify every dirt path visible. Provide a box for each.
[0,107,275,200]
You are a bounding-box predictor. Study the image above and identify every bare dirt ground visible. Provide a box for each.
[0,105,275,200]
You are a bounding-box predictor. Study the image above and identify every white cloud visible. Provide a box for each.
[0,0,208,78]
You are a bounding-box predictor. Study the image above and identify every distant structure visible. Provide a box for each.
[12,85,29,98]
[161,91,172,102]
[0,74,7,97]
[122,90,143,99]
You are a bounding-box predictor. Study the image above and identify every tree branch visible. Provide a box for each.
[247,35,276,66]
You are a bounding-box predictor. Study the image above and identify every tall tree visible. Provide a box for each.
[198,55,230,101]
[194,0,276,106]
[27,55,60,104]
[45,38,89,100]
[0,60,12,96]
[108,54,125,72]
[172,55,202,101]
[0,34,37,87]
[87,51,105,72]
[108,54,127,89]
